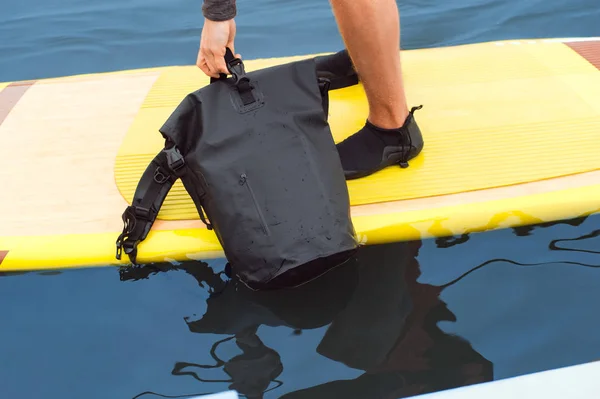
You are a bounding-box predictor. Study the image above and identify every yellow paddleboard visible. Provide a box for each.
[1,37,600,272]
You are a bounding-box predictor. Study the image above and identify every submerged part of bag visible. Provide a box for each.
[116,48,360,290]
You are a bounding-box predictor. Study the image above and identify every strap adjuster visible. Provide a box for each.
[164,147,185,172]
[134,206,151,221]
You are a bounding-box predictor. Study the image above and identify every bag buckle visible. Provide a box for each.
[226,55,250,88]
[223,48,253,94]
[116,239,138,261]
[115,205,149,263]
[164,146,185,172]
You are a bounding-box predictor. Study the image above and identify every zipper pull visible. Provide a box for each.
[239,173,247,185]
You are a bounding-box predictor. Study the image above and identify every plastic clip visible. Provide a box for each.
[227,57,250,88]
[164,146,185,173]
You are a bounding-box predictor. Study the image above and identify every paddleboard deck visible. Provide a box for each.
[1,37,599,271]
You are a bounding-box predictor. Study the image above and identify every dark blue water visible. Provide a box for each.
[2,0,600,398]
[1,0,599,81]
[2,216,600,398]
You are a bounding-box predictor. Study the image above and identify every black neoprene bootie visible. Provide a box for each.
[336,105,424,180]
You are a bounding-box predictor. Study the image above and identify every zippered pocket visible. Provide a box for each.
[239,173,270,236]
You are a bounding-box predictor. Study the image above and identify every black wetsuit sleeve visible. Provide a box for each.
[202,0,237,21]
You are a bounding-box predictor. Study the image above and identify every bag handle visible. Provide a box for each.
[209,47,257,106]
[209,48,249,87]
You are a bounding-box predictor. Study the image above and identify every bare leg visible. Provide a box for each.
[329,0,409,128]
[328,0,423,179]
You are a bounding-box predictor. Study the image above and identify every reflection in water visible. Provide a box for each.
[1,215,598,398]
[434,234,471,249]
[550,228,600,255]
[171,328,284,398]
[512,216,589,238]
[120,240,493,398]
[433,215,598,251]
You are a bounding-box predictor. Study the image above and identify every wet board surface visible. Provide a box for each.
[1,38,600,271]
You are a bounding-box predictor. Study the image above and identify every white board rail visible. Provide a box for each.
[412,361,600,399]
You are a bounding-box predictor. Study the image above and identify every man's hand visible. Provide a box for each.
[196,18,241,78]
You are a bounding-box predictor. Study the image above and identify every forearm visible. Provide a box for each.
[202,0,237,21]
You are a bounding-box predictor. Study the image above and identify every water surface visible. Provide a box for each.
[2,214,600,398]
[1,0,599,81]
[1,0,600,398]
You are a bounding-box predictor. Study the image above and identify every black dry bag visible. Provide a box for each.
[115,48,360,290]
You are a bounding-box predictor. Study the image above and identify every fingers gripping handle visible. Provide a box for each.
[210,47,249,87]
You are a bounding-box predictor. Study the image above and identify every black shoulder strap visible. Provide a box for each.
[115,145,186,264]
